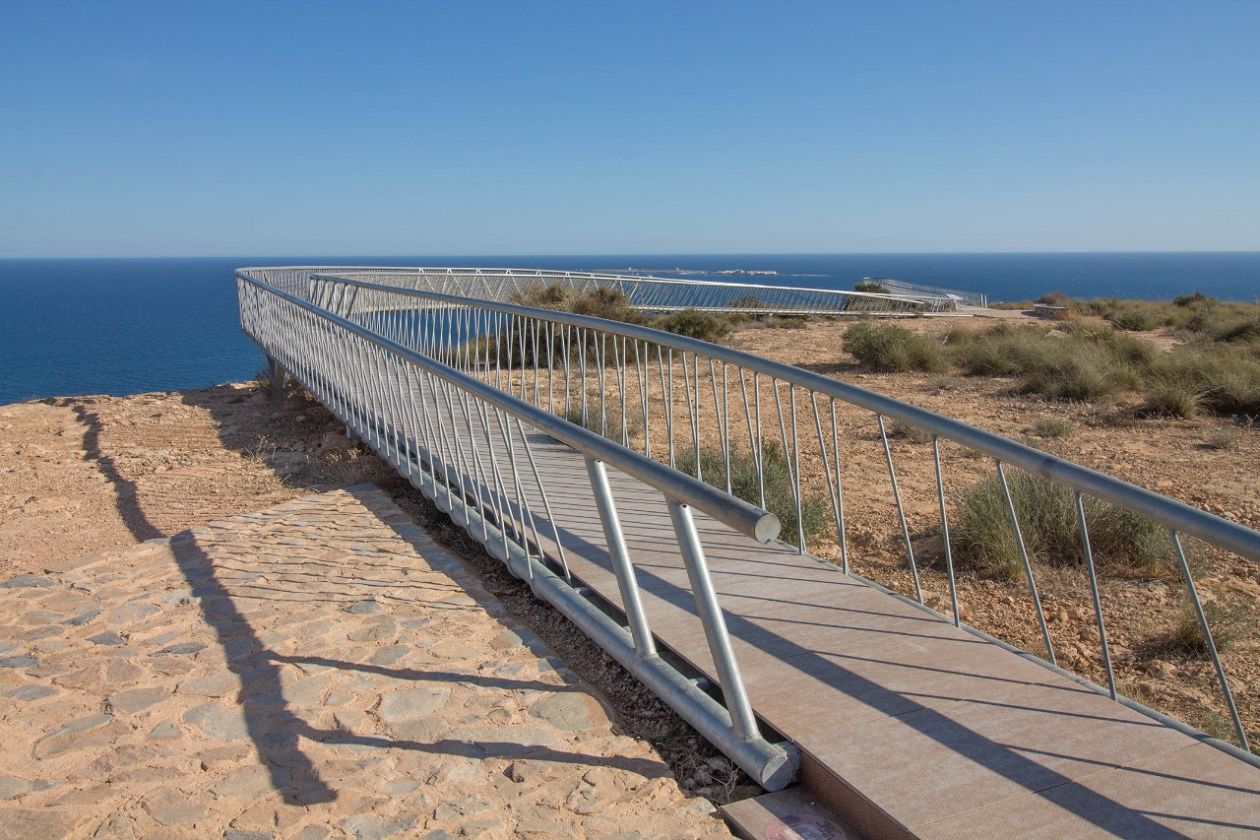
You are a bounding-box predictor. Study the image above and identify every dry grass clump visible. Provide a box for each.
[1030,417,1073,438]
[842,322,945,373]
[510,283,741,344]
[675,440,828,548]
[951,471,1173,581]
[854,280,891,294]
[1158,600,1246,657]
[650,309,733,343]
[1141,381,1202,418]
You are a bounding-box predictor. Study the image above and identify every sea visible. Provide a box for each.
[2,252,1258,405]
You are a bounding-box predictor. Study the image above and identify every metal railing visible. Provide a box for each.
[874,277,990,308]
[243,267,1260,764]
[238,265,960,315]
[236,269,797,789]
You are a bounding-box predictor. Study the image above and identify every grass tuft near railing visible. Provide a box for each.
[675,440,828,549]
[951,471,1174,581]
[842,322,944,373]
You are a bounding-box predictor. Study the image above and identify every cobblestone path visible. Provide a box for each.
[0,484,730,839]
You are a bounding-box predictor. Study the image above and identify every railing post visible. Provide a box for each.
[585,458,657,659]
[266,355,288,400]
[667,499,760,742]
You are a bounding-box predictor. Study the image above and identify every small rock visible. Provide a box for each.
[225,831,273,840]
[145,787,208,826]
[107,686,169,715]
[341,815,419,840]
[4,684,57,701]
[343,600,381,615]
[87,631,125,646]
[184,702,249,741]
[1,575,53,589]
[33,713,114,759]
[147,721,180,741]
[0,654,37,669]
[64,608,101,626]
[178,672,239,698]
[152,642,207,657]
[377,686,451,724]
[528,692,604,733]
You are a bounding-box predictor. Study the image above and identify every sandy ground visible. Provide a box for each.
[0,384,762,808]
[0,486,731,839]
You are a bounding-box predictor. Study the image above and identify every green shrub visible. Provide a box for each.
[1203,427,1240,451]
[511,283,647,326]
[1174,291,1213,307]
[1159,600,1245,656]
[886,421,932,443]
[1108,308,1159,332]
[843,322,944,373]
[1019,347,1129,402]
[854,280,890,294]
[728,293,764,310]
[952,471,1172,580]
[649,309,733,343]
[1212,318,1260,344]
[1141,382,1201,418]
[1030,417,1073,438]
[675,439,828,548]
[1157,346,1260,417]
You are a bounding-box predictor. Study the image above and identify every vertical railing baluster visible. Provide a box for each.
[878,414,924,604]
[996,460,1056,665]
[1074,492,1114,699]
[1171,531,1249,751]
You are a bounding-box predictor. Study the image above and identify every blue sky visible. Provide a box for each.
[1,0,1257,257]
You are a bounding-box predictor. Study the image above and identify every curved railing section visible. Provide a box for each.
[266,267,1260,762]
[236,269,797,789]
[239,265,960,315]
[238,266,1259,774]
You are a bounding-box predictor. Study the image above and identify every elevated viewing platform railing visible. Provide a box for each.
[237,267,1260,815]
[241,265,961,315]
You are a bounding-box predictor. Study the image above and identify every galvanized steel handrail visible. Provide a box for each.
[235,269,798,789]
[309,275,1260,565]
[278,268,1259,757]
[242,278,780,543]
[239,264,956,315]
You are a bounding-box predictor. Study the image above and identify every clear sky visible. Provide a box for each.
[2,0,1257,257]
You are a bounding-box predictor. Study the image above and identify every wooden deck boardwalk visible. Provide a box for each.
[408,401,1260,838]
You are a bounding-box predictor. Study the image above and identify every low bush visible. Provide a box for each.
[1157,345,1260,417]
[649,309,733,343]
[511,283,647,326]
[1030,417,1073,438]
[952,471,1172,580]
[675,439,828,548]
[1108,308,1160,332]
[1158,600,1245,657]
[1141,381,1201,418]
[843,322,944,373]
[1202,427,1240,451]
[886,421,932,443]
[854,280,890,294]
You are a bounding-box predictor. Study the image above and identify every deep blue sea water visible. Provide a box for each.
[2,253,1258,404]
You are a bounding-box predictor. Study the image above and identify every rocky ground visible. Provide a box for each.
[0,486,730,839]
[723,312,1260,748]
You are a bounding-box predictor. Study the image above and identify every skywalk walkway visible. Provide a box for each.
[237,266,1260,839]
[416,409,1260,839]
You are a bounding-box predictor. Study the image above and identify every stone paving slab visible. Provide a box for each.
[0,484,730,839]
